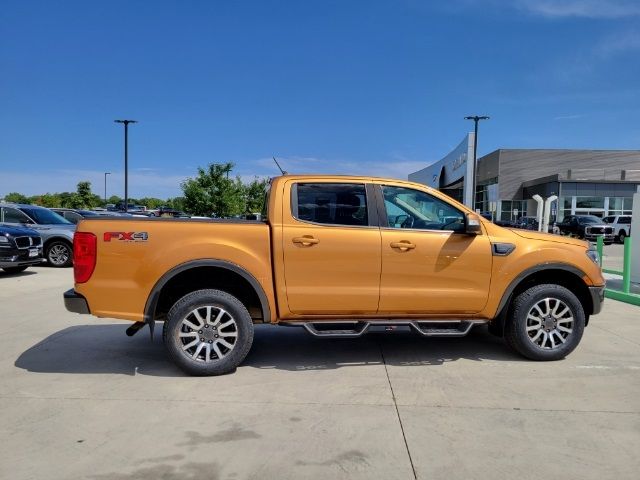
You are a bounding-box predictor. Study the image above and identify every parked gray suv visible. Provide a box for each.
[0,204,75,267]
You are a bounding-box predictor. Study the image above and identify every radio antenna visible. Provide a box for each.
[273,156,287,175]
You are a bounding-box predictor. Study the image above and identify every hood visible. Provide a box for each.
[508,229,589,248]
[0,224,40,236]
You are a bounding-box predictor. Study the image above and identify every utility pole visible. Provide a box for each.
[464,115,490,211]
[114,120,137,211]
[104,172,111,205]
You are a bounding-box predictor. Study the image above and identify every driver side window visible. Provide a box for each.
[382,186,465,232]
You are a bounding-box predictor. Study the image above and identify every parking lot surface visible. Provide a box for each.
[1,265,639,480]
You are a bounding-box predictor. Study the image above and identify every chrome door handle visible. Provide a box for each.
[293,236,319,246]
[390,241,416,250]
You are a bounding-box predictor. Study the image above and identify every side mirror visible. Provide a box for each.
[465,213,482,235]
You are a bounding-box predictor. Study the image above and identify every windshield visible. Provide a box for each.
[579,216,602,224]
[20,207,73,225]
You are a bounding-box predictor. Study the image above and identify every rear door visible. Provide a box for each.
[282,181,381,315]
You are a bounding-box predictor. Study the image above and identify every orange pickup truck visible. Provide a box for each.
[64,175,605,375]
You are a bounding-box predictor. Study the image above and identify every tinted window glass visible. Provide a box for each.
[620,217,631,224]
[2,207,32,224]
[382,186,464,232]
[602,216,614,224]
[295,183,368,226]
[579,216,601,224]
[19,207,72,225]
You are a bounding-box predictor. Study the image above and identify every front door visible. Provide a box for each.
[377,185,492,314]
[282,182,381,315]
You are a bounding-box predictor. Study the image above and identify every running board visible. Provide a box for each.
[281,320,487,338]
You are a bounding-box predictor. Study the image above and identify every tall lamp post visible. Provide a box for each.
[104,172,111,205]
[114,119,137,211]
[464,115,490,211]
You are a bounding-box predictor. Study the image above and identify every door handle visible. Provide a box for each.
[390,241,416,250]
[293,236,319,246]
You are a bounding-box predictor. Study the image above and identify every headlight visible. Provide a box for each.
[586,248,599,265]
[0,236,9,243]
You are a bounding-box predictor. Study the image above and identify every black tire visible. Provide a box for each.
[46,240,73,268]
[2,266,28,274]
[504,284,585,361]
[618,230,627,244]
[163,289,254,376]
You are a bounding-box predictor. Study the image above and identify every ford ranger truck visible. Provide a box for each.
[63,175,605,376]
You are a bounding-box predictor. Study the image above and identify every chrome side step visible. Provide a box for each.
[281,320,487,338]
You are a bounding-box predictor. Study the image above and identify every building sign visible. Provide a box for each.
[408,133,476,208]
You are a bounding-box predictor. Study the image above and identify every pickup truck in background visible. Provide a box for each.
[602,215,632,244]
[557,215,615,244]
[64,175,605,376]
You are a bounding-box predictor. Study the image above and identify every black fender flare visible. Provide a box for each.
[494,262,590,319]
[143,259,272,336]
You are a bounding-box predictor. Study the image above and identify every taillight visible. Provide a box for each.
[73,232,97,283]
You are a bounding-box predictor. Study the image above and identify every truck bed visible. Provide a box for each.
[74,217,273,322]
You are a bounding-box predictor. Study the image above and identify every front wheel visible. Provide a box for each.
[46,241,72,267]
[504,284,585,361]
[163,289,254,376]
[618,230,627,244]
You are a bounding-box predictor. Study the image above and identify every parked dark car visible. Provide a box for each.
[51,208,104,224]
[514,216,539,231]
[0,203,75,267]
[0,224,43,273]
[557,215,614,244]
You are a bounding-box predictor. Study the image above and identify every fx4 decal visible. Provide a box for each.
[104,232,149,242]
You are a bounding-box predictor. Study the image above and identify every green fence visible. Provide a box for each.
[596,236,640,306]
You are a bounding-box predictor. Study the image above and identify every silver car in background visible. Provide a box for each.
[0,204,75,267]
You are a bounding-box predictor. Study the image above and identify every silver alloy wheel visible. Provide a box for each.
[48,244,70,266]
[526,297,574,350]
[177,306,238,362]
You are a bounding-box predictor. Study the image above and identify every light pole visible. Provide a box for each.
[464,115,490,211]
[114,119,137,211]
[104,172,111,205]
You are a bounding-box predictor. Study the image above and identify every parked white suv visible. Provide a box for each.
[602,215,632,244]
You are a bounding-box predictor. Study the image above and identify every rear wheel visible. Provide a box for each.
[2,266,28,274]
[505,284,585,361]
[163,289,254,376]
[46,240,72,267]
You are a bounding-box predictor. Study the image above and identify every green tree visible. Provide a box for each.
[243,177,268,214]
[76,181,94,208]
[181,163,245,217]
[4,192,30,204]
[138,197,165,209]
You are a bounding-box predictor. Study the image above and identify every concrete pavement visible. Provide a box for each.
[0,266,639,479]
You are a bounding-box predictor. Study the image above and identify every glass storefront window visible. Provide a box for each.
[575,197,604,209]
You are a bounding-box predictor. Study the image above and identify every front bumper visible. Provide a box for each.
[0,247,44,268]
[584,231,615,242]
[589,286,605,315]
[64,289,90,314]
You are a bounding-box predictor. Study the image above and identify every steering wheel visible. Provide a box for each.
[401,215,415,228]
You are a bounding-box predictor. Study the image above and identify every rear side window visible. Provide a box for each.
[293,183,368,226]
[2,207,32,224]
[620,217,631,224]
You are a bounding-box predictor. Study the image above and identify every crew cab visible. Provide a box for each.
[64,175,605,376]
[557,215,614,244]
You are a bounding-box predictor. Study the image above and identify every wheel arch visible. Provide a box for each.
[144,259,271,331]
[491,263,594,335]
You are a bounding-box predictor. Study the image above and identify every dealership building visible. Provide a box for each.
[409,134,640,222]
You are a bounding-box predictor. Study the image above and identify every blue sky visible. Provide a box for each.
[1,0,639,199]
